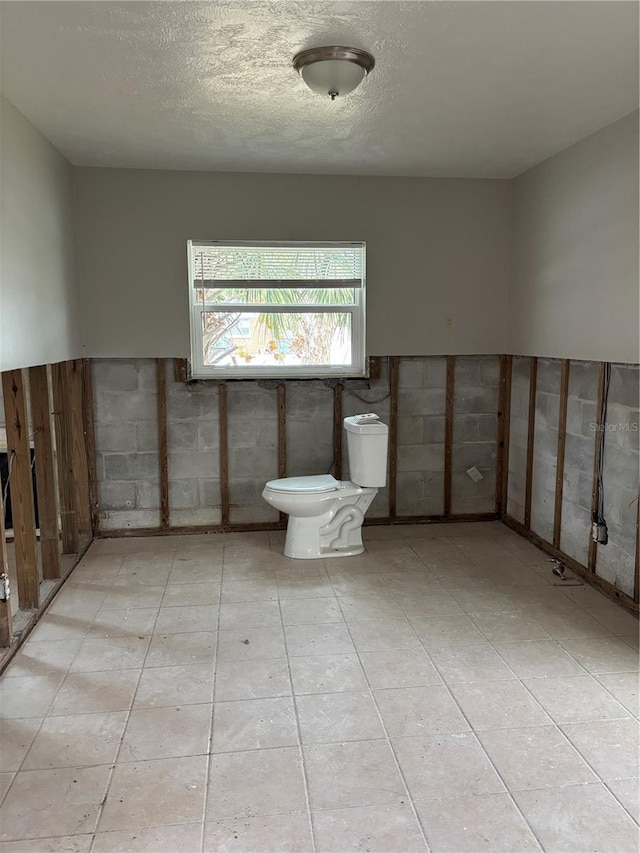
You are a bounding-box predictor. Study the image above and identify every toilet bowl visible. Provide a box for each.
[262,414,388,559]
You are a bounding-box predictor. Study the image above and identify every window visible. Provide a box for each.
[188,241,366,379]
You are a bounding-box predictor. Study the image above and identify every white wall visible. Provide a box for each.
[0,97,82,372]
[73,169,511,358]
[509,111,639,363]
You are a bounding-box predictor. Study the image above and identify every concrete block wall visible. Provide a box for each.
[530,358,561,543]
[92,359,160,530]
[506,356,531,522]
[396,357,447,516]
[452,356,500,514]
[287,381,334,479]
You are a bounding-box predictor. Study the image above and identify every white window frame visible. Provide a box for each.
[188,240,366,379]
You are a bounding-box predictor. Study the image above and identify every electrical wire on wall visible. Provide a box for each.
[593,363,611,545]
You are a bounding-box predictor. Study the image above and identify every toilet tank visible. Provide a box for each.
[344,414,389,487]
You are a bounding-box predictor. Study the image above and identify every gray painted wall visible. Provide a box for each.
[0,97,82,372]
[73,168,512,359]
[509,111,639,363]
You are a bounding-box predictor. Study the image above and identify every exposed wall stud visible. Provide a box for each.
[157,359,170,529]
[635,487,639,605]
[588,362,607,573]
[333,383,343,481]
[67,360,92,537]
[444,355,455,517]
[553,360,570,549]
[82,359,99,534]
[219,383,230,525]
[52,363,79,554]
[496,355,513,515]
[2,370,39,609]
[28,366,61,580]
[388,357,399,520]
[524,356,538,529]
[0,477,14,647]
[278,382,287,525]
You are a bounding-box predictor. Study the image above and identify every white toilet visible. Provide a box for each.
[262,413,389,559]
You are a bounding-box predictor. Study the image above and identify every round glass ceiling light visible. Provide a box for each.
[293,46,375,100]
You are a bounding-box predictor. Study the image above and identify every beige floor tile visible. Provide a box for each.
[0,772,13,802]
[99,755,207,831]
[393,731,504,799]
[221,578,279,602]
[204,812,313,852]
[284,623,355,656]
[161,582,220,607]
[153,604,218,634]
[3,640,82,679]
[296,691,384,744]
[470,611,551,642]
[478,725,597,790]
[93,822,202,853]
[215,658,291,701]
[71,636,150,673]
[0,718,43,772]
[217,627,286,662]
[450,588,521,616]
[449,680,551,730]
[374,685,469,737]
[50,669,140,716]
[337,594,406,622]
[27,613,92,642]
[493,640,586,678]
[393,592,464,619]
[560,636,640,674]
[169,563,223,586]
[276,577,336,599]
[608,777,640,822]
[0,765,111,840]
[595,671,639,715]
[114,567,171,588]
[22,711,127,770]
[312,803,428,853]
[0,674,64,719]
[47,589,107,619]
[120,703,211,761]
[359,648,443,689]
[523,674,632,723]
[381,572,445,596]
[410,615,485,648]
[212,696,298,752]
[289,653,368,695]
[587,605,640,637]
[348,619,421,653]
[207,747,306,820]
[89,608,159,638]
[429,643,516,683]
[222,564,277,583]
[415,793,540,852]
[514,783,639,852]
[329,572,390,596]
[280,597,343,625]
[145,631,216,667]
[304,739,407,809]
[98,586,165,611]
[0,834,93,852]
[560,718,640,780]
[133,662,214,708]
[533,606,617,640]
[219,600,281,630]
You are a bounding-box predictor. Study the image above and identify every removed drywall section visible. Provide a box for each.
[530,358,561,543]
[560,360,599,567]
[396,358,446,516]
[93,359,160,530]
[1,97,82,372]
[286,381,334,478]
[596,364,639,596]
[506,357,531,522]
[451,356,500,514]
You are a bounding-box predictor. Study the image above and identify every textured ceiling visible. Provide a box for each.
[0,1,638,177]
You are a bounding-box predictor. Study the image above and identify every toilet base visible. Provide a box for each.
[283,491,376,559]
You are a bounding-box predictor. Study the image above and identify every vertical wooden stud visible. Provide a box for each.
[67,360,91,537]
[524,356,538,529]
[157,359,170,529]
[553,360,570,549]
[0,485,13,647]
[277,383,287,525]
[52,362,79,554]
[219,383,230,526]
[2,370,39,609]
[588,362,607,573]
[82,359,99,534]
[444,355,455,517]
[333,383,343,481]
[634,486,639,605]
[388,357,399,520]
[28,366,61,580]
[496,355,513,515]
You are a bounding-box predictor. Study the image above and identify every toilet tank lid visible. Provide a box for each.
[344,414,388,435]
[265,474,339,494]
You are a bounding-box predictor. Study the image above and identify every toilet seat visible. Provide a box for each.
[265,474,339,494]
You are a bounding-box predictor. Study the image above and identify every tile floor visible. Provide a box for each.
[0,521,638,852]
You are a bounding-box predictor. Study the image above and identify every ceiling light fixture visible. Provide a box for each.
[293,46,375,100]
